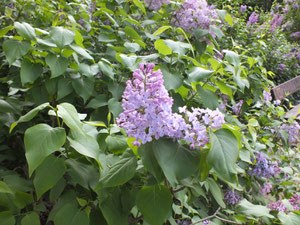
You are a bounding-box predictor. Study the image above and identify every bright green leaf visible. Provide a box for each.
[45,54,68,78]
[14,22,36,41]
[49,27,75,49]
[188,67,214,83]
[154,39,172,55]
[3,39,31,66]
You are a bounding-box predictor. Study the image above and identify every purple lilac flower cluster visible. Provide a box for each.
[260,182,272,194]
[224,189,242,205]
[263,89,272,102]
[232,99,243,115]
[280,122,300,143]
[174,0,218,33]
[247,12,259,26]
[117,63,225,149]
[289,194,300,210]
[249,152,281,179]
[268,200,287,212]
[203,220,211,225]
[144,0,170,10]
[269,13,284,32]
[240,5,247,13]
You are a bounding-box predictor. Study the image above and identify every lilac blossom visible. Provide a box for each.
[203,221,211,225]
[268,200,287,212]
[269,13,284,32]
[273,100,281,106]
[278,64,286,73]
[290,31,300,40]
[224,190,242,205]
[117,63,225,148]
[144,0,170,10]
[247,12,259,26]
[263,89,272,102]
[260,182,272,194]
[249,152,281,178]
[280,122,300,143]
[289,194,300,210]
[174,0,219,34]
[232,100,243,115]
[283,5,290,14]
[240,5,247,13]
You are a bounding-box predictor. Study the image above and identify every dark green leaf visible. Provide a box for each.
[3,39,31,66]
[20,59,43,85]
[33,155,66,199]
[188,67,213,83]
[108,98,123,118]
[207,178,225,208]
[45,54,68,78]
[161,65,182,90]
[105,135,128,154]
[153,138,201,185]
[196,85,219,110]
[50,27,75,49]
[54,204,89,225]
[136,185,172,225]
[0,211,15,225]
[99,150,137,187]
[24,124,66,176]
[21,212,40,225]
[207,129,238,183]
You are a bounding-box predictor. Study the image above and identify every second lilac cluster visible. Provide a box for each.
[289,194,300,210]
[224,189,242,205]
[143,0,170,10]
[280,122,300,143]
[249,152,281,179]
[174,0,218,33]
[117,63,225,149]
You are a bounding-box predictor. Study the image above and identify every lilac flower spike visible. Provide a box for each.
[263,89,272,102]
[240,5,247,13]
[117,63,225,149]
[144,0,170,10]
[224,189,242,205]
[289,194,300,210]
[247,12,259,26]
[268,200,287,212]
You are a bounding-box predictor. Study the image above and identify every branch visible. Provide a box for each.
[172,186,185,193]
[191,207,241,225]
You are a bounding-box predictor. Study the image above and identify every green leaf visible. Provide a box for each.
[54,204,89,225]
[164,40,190,57]
[125,26,142,41]
[139,142,164,183]
[10,103,49,133]
[49,27,75,49]
[66,159,99,190]
[237,199,274,218]
[108,98,123,118]
[57,79,73,100]
[14,22,36,41]
[49,178,66,202]
[194,29,209,39]
[0,182,13,195]
[154,39,172,55]
[72,77,93,103]
[45,54,68,78]
[21,212,40,225]
[0,26,14,38]
[3,39,31,66]
[278,212,300,225]
[196,85,219,110]
[153,138,201,185]
[98,60,115,79]
[216,80,233,98]
[136,185,172,225]
[124,42,140,53]
[223,50,240,69]
[20,59,43,85]
[0,211,15,225]
[78,63,99,77]
[225,13,233,26]
[70,44,93,60]
[207,178,225,208]
[152,26,171,36]
[68,129,100,161]
[188,67,214,83]
[99,150,137,188]
[98,188,129,225]
[24,124,66,177]
[116,54,137,71]
[207,129,238,183]
[161,65,182,90]
[133,0,146,15]
[105,135,128,154]
[86,95,108,109]
[57,103,84,133]
[209,25,224,39]
[34,155,66,199]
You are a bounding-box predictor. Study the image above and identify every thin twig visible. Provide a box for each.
[190,207,241,225]
[172,186,185,193]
